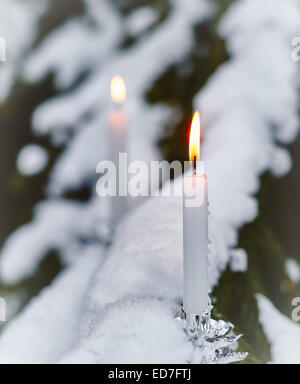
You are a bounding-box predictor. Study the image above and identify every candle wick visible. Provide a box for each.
[193,156,197,176]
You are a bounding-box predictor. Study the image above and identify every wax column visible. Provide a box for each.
[182,111,210,331]
[108,76,128,225]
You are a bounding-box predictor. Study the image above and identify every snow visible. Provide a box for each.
[220,0,300,60]
[0,0,213,282]
[0,0,47,103]
[30,0,212,137]
[0,299,6,323]
[286,259,300,284]
[257,294,300,364]
[21,0,214,196]
[0,199,110,284]
[17,144,49,176]
[61,298,192,364]
[0,250,104,364]
[24,0,122,90]
[0,0,299,364]
[196,1,300,361]
[47,106,170,194]
[126,7,158,37]
[230,249,248,273]
[59,192,225,363]
[193,0,300,275]
[270,147,292,178]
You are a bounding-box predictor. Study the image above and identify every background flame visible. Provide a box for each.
[111,76,126,104]
[189,111,201,163]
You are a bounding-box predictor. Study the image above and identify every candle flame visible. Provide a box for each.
[111,76,126,104]
[189,111,201,163]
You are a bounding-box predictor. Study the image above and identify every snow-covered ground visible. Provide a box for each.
[0,0,299,364]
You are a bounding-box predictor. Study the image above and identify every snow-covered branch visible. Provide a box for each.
[0,0,299,364]
[0,0,47,103]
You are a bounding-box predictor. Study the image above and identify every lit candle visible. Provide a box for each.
[108,76,128,225]
[182,111,210,329]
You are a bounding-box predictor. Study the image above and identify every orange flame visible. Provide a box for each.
[111,76,126,104]
[189,111,201,163]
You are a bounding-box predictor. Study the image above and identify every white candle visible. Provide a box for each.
[183,111,210,316]
[108,76,128,225]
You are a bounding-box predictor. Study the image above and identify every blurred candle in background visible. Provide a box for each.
[108,76,128,225]
[183,111,210,318]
